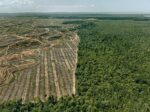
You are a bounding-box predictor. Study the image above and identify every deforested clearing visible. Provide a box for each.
[0,18,79,103]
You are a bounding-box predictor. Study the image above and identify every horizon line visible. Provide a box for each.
[0,12,150,15]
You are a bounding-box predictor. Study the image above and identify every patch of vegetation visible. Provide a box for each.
[63,20,85,24]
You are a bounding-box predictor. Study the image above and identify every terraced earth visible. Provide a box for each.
[0,18,79,103]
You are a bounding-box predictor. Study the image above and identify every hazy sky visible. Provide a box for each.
[0,0,150,13]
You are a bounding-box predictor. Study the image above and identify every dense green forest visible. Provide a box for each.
[0,20,150,112]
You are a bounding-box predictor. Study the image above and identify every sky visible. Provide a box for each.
[0,0,150,13]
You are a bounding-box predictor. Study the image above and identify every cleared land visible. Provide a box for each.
[0,18,79,103]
